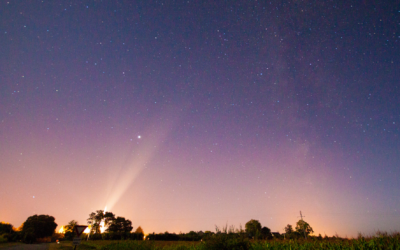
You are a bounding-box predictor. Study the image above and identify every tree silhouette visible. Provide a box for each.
[106,216,133,236]
[22,214,57,243]
[284,224,294,239]
[65,220,78,232]
[261,226,272,239]
[0,222,13,234]
[135,226,144,234]
[295,220,314,238]
[245,219,262,239]
[64,220,78,240]
[87,210,115,235]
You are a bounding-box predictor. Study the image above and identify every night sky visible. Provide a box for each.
[1,0,399,237]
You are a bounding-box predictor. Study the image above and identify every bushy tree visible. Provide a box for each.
[65,220,78,232]
[106,216,133,238]
[0,222,17,242]
[245,219,262,239]
[0,222,13,234]
[21,215,57,243]
[135,226,144,234]
[284,224,294,238]
[261,226,272,239]
[64,220,78,240]
[295,220,314,238]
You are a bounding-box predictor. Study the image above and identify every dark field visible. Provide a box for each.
[45,233,400,250]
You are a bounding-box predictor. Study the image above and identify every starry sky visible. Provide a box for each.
[1,0,399,237]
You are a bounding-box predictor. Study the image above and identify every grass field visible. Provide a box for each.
[47,233,400,250]
[49,240,200,250]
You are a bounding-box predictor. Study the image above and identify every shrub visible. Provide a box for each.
[202,233,250,250]
[99,241,152,250]
[89,233,103,240]
[0,223,13,234]
[22,230,36,244]
[64,231,75,241]
[0,234,7,243]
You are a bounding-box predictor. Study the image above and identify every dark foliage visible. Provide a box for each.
[0,222,20,242]
[128,233,144,240]
[202,233,250,250]
[245,219,262,239]
[261,226,272,239]
[106,216,133,237]
[90,233,103,240]
[101,232,144,240]
[145,231,202,241]
[64,231,75,241]
[21,214,57,243]
[62,220,78,240]
[0,223,13,234]
[87,210,115,235]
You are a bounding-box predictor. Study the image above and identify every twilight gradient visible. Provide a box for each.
[1,0,399,237]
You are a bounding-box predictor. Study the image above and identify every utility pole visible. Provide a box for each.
[299,211,307,239]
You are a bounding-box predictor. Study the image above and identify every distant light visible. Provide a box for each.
[138,135,141,139]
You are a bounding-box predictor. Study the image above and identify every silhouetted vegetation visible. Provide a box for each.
[4,210,400,250]
[106,216,133,236]
[20,214,57,243]
[63,220,78,240]
[245,219,262,239]
[101,232,144,240]
[0,222,16,243]
[87,210,116,235]
[0,222,13,234]
[0,222,21,243]
[86,210,136,241]
[69,232,400,249]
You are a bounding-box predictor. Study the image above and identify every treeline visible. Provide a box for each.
[146,231,202,241]
[0,215,57,244]
[0,209,316,244]
[85,232,144,241]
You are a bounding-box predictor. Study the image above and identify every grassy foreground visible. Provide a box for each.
[49,240,199,250]
[49,233,400,250]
